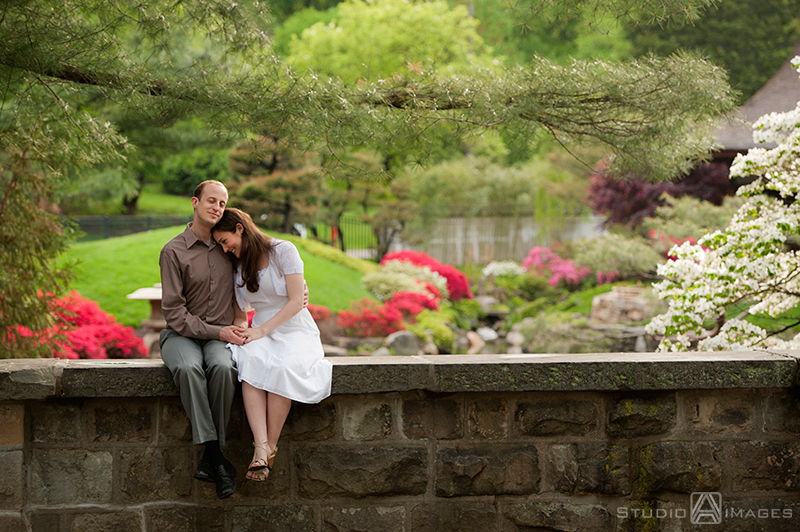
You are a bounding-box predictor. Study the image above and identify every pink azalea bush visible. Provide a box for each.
[381,250,473,300]
[522,246,592,288]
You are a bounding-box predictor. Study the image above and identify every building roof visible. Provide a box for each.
[713,39,800,157]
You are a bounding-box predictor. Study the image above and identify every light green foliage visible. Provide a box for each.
[640,195,747,241]
[440,298,485,331]
[469,0,632,66]
[403,155,588,222]
[271,6,339,57]
[361,261,448,301]
[287,0,498,84]
[495,274,559,303]
[407,309,457,353]
[571,233,663,278]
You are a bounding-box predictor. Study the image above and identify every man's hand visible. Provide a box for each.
[220,325,247,345]
[303,281,310,308]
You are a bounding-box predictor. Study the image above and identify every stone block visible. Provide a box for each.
[435,446,539,497]
[69,510,143,532]
[500,501,614,532]
[402,396,463,440]
[547,444,631,495]
[637,441,722,495]
[158,399,192,443]
[343,398,392,441]
[29,512,61,531]
[731,441,800,492]
[322,506,405,532]
[607,395,676,438]
[0,404,24,447]
[0,451,23,509]
[146,505,226,532]
[30,401,82,444]
[685,390,755,434]
[0,359,62,400]
[763,392,800,434]
[410,502,497,532]
[30,449,113,505]
[330,357,430,395]
[117,447,194,503]
[88,399,153,443]
[468,398,508,439]
[297,446,427,498]
[61,360,177,397]
[283,401,336,441]
[513,397,598,436]
[232,505,316,532]
[0,513,27,532]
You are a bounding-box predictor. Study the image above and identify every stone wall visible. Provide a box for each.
[2,352,800,532]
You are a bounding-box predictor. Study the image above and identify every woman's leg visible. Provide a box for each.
[266,393,292,451]
[242,381,269,465]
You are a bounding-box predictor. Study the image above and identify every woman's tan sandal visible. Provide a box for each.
[248,441,270,472]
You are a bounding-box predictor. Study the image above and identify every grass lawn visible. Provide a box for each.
[62,226,375,327]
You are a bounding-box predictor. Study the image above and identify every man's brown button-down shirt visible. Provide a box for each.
[159,224,235,340]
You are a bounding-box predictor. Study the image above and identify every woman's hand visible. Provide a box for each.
[241,326,267,344]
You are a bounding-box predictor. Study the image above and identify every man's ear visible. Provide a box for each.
[191,196,199,209]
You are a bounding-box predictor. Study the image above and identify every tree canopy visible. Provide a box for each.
[1,0,736,356]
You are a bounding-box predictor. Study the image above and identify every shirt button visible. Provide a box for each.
[210,263,215,268]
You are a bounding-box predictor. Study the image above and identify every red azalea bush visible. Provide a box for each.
[387,291,440,320]
[336,298,405,337]
[381,250,473,300]
[522,246,591,288]
[307,304,331,322]
[14,291,147,360]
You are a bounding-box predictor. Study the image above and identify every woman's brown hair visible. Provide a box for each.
[212,208,276,293]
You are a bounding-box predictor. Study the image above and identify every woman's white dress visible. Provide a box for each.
[228,240,332,404]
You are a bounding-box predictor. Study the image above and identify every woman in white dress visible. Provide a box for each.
[211,208,332,481]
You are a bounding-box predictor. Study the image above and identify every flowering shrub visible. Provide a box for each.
[307,304,331,322]
[522,246,591,288]
[647,57,800,351]
[336,298,405,337]
[387,291,440,319]
[362,260,449,301]
[482,260,526,278]
[571,233,662,280]
[12,292,147,359]
[382,250,472,300]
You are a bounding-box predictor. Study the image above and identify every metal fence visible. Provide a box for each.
[71,215,193,241]
[312,213,377,255]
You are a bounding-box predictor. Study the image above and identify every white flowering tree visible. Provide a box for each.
[647,56,800,351]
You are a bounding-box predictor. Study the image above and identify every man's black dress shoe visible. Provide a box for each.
[213,459,238,499]
[193,457,215,483]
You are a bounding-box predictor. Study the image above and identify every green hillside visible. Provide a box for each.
[61,226,375,327]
